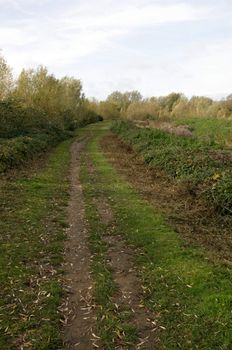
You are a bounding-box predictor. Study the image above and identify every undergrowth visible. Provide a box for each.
[111,120,232,214]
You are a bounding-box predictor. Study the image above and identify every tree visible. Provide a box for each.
[125,90,142,103]
[159,93,182,112]
[0,55,13,100]
[98,100,120,119]
[171,96,189,118]
[107,90,143,115]
[188,96,213,117]
[126,100,159,120]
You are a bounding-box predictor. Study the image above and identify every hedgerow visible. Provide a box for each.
[0,103,103,173]
[0,132,65,173]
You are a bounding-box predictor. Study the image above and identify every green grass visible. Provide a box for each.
[83,122,232,349]
[173,116,232,146]
[0,138,73,349]
[80,150,138,349]
[112,120,232,213]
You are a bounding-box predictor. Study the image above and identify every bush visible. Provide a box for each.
[0,100,50,138]
[0,100,103,173]
[0,131,68,173]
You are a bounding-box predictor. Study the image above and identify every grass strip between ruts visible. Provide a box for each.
[80,145,138,349]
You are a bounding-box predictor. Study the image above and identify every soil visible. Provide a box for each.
[62,140,98,350]
[85,157,159,350]
[105,234,160,349]
[100,133,232,264]
[87,162,159,349]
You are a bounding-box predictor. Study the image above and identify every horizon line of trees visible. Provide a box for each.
[88,90,232,121]
[1,52,232,138]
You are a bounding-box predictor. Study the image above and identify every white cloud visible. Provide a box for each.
[179,41,232,96]
[1,1,211,63]
[63,2,207,29]
[0,0,232,98]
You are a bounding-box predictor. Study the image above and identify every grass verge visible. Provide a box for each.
[85,123,232,349]
[0,138,73,349]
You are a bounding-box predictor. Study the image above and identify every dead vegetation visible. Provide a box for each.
[135,120,193,137]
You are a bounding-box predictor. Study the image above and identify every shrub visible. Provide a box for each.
[0,132,68,173]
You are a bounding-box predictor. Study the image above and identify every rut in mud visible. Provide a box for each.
[105,235,158,349]
[62,140,97,350]
[86,158,159,349]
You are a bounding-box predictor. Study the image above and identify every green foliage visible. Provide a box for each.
[0,100,48,138]
[13,66,84,130]
[0,55,103,172]
[0,102,101,173]
[98,100,121,119]
[112,120,232,213]
[78,109,103,127]
[0,131,69,173]
[0,55,103,138]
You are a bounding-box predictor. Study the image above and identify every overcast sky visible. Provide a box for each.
[1,0,232,99]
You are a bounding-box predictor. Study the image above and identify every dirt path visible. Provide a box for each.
[106,235,159,349]
[62,140,97,349]
[86,158,159,349]
[60,124,232,350]
[62,135,158,349]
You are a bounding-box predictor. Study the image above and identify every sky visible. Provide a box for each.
[1,0,232,100]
